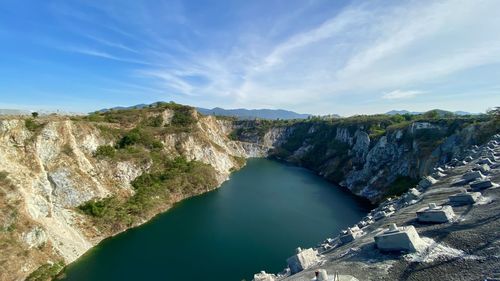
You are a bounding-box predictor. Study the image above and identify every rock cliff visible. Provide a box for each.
[0,106,267,281]
[233,116,499,203]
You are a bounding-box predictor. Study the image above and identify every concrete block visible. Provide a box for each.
[418,176,437,189]
[374,224,424,252]
[470,179,494,190]
[416,203,455,223]
[462,170,485,182]
[339,226,363,244]
[449,190,481,205]
[478,158,494,165]
[253,271,276,281]
[464,156,474,162]
[432,171,447,178]
[475,164,491,174]
[403,188,421,203]
[373,210,394,221]
[287,247,319,274]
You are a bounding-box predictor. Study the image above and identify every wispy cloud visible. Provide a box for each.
[382,90,424,100]
[30,0,500,114]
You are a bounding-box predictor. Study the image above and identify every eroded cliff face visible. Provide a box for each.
[0,111,266,281]
[264,120,494,203]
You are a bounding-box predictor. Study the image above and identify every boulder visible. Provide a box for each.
[253,271,276,281]
[470,179,494,191]
[403,188,421,203]
[373,210,394,221]
[478,158,494,166]
[464,156,474,162]
[418,176,438,189]
[475,164,491,174]
[374,224,425,252]
[462,170,485,182]
[416,203,455,223]
[449,190,481,205]
[287,247,319,274]
[339,226,364,244]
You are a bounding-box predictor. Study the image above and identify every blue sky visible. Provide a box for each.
[0,0,499,115]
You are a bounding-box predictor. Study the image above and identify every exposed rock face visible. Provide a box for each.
[0,113,264,281]
[260,120,494,203]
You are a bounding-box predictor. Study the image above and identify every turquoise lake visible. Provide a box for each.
[61,158,369,281]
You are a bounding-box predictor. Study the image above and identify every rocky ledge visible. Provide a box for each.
[254,134,500,281]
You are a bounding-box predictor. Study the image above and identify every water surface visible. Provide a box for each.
[62,158,369,281]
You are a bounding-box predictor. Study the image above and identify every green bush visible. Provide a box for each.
[26,261,65,281]
[117,128,163,150]
[384,176,418,198]
[94,145,116,158]
[78,156,217,231]
[25,118,44,132]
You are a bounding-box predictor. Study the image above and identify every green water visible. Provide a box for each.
[61,158,369,281]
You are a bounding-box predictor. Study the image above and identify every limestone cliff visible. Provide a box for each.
[232,116,499,203]
[0,107,265,281]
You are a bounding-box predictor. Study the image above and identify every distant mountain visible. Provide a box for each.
[97,104,149,113]
[385,110,422,115]
[0,109,82,116]
[0,109,31,115]
[386,109,478,116]
[197,107,312,120]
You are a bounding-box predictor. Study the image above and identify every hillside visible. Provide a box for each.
[0,103,275,281]
[0,104,498,281]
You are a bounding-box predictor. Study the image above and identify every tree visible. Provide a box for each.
[32,112,39,118]
[487,107,500,120]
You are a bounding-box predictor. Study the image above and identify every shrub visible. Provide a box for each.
[25,118,43,132]
[171,108,196,127]
[94,145,116,158]
[26,261,65,281]
[78,156,217,231]
[384,176,419,198]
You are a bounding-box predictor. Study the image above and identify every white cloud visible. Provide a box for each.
[382,90,423,100]
[48,0,500,114]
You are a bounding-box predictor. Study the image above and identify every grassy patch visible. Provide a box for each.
[26,261,65,281]
[78,156,218,232]
[25,118,45,133]
[384,176,419,198]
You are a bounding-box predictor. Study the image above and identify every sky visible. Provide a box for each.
[0,0,499,116]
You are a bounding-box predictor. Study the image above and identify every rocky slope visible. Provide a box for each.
[264,134,500,281]
[0,106,497,281]
[0,105,271,281]
[233,116,498,203]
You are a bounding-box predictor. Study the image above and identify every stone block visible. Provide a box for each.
[416,203,455,223]
[462,170,485,182]
[287,247,319,274]
[373,210,394,221]
[339,226,363,244]
[404,188,421,203]
[374,224,424,252]
[478,158,494,165]
[418,176,437,189]
[449,190,481,205]
[253,271,276,281]
[470,179,494,190]
[475,164,491,174]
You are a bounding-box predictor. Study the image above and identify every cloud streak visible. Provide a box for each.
[382,90,424,100]
[38,0,500,114]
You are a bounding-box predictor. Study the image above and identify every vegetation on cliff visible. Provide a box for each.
[79,155,217,232]
[76,103,221,233]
